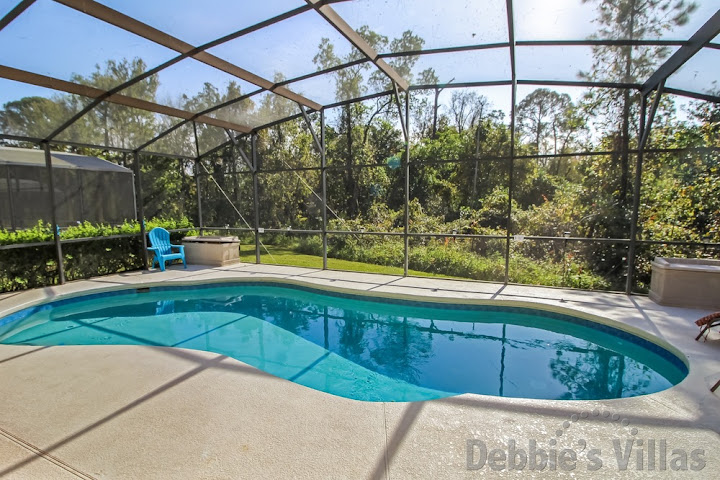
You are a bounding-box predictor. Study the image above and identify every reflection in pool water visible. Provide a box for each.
[0,283,687,401]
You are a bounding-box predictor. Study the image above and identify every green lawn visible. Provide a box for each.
[238,245,457,279]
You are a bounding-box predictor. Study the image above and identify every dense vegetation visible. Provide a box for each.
[0,219,195,292]
[1,0,718,293]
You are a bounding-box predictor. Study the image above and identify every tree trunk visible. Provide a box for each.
[472,126,481,206]
[432,88,440,138]
[535,112,541,155]
[619,0,637,208]
[362,99,391,146]
[620,89,631,207]
[344,105,357,217]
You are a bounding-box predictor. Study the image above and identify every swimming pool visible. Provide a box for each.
[0,281,687,402]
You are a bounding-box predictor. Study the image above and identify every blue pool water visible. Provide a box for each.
[0,282,687,401]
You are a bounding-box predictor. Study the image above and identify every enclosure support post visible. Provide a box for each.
[5,166,15,230]
[128,153,137,221]
[626,97,648,294]
[252,133,261,264]
[626,82,664,294]
[78,172,85,222]
[194,160,204,234]
[193,121,204,235]
[505,97,516,285]
[133,151,148,270]
[298,105,329,269]
[321,109,328,270]
[391,86,411,276]
[504,0,517,285]
[404,90,410,276]
[42,142,65,284]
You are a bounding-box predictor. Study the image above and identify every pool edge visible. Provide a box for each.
[0,275,690,375]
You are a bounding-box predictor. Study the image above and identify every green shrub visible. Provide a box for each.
[409,242,505,281]
[325,230,611,289]
[0,217,196,293]
[1,214,614,293]
[296,235,323,256]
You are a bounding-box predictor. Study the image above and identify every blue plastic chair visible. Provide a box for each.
[148,227,186,271]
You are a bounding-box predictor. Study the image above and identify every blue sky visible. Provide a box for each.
[0,0,717,126]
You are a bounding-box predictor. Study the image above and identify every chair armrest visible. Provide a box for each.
[171,244,185,253]
[148,247,159,253]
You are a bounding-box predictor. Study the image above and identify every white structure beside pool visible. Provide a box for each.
[650,257,720,310]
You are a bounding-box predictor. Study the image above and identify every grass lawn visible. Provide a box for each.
[238,245,458,279]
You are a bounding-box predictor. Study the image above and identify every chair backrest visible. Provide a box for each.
[148,227,172,255]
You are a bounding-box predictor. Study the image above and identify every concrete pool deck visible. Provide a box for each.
[0,263,719,479]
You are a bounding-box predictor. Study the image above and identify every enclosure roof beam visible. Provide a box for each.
[158,45,719,160]
[337,39,706,62]
[506,0,517,84]
[663,86,720,103]
[641,8,720,95]
[41,3,316,143]
[392,83,408,142]
[146,68,509,155]
[0,133,198,159]
[304,0,409,91]
[136,87,260,153]
[55,0,321,111]
[0,0,35,32]
[0,66,252,134]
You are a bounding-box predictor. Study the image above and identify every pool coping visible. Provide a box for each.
[1,263,719,478]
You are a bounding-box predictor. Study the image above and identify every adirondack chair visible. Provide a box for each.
[148,227,187,271]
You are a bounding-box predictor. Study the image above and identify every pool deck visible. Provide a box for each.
[0,263,719,479]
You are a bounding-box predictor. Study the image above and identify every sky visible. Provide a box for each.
[0,0,717,134]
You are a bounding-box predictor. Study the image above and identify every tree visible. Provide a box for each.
[549,343,655,399]
[518,88,583,156]
[580,0,698,207]
[576,0,699,286]
[0,96,74,139]
[140,155,197,221]
[183,81,254,155]
[66,58,159,149]
[314,27,423,217]
[449,90,490,133]
[255,115,321,229]
[411,68,439,139]
[640,96,720,242]
[691,95,720,147]
[1,59,159,149]
[183,82,255,227]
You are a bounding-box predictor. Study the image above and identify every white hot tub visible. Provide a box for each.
[649,257,720,309]
[181,235,241,267]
